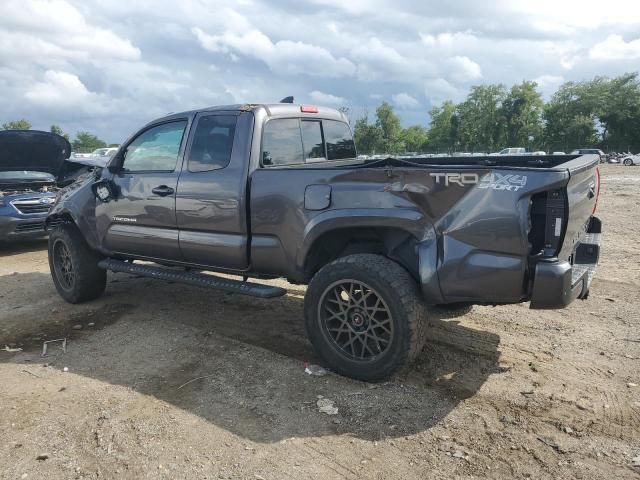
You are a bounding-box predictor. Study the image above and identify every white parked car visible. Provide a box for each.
[91,147,119,158]
[495,147,526,155]
[621,154,640,166]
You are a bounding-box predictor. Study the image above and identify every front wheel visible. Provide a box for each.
[623,159,633,166]
[304,254,427,381]
[48,224,107,303]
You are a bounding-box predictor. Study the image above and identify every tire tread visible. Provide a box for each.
[48,224,106,303]
[305,254,428,381]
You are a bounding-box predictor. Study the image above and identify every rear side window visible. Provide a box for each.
[188,115,237,172]
[261,118,355,166]
[123,120,187,172]
[323,120,356,160]
[262,119,303,166]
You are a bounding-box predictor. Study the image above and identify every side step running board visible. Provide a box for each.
[98,259,287,299]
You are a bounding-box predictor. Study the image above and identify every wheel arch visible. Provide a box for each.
[298,209,431,282]
[46,207,100,250]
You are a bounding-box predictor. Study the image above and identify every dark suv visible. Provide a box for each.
[0,131,69,243]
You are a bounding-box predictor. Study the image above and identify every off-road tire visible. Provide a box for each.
[304,254,427,381]
[48,224,106,303]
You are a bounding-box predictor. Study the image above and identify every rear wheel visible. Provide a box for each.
[48,224,106,303]
[304,254,427,381]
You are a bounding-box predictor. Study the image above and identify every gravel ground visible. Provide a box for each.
[1,164,639,479]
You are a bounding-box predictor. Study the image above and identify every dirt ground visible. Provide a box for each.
[1,164,639,479]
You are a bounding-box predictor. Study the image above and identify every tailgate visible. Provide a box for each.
[556,154,600,262]
[529,154,601,308]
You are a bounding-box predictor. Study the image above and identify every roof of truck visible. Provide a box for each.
[153,103,347,124]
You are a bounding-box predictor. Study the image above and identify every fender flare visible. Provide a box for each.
[47,204,100,250]
[297,208,444,303]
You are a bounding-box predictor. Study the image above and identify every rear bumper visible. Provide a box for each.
[0,213,47,242]
[530,216,601,309]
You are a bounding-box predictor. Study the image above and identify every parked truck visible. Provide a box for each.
[44,103,602,380]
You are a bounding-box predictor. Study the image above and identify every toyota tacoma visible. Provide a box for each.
[45,102,602,380]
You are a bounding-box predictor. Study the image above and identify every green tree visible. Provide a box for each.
[543,81,598,152]
[401,125,429,152]
[456,84,507,152]
[427,101,459,152]
[2,119,31,130]
[353,116,383,154]
[72,131,107,153]
[50,124,70,141]
[592,73,640,152]
[375,102,404,153]
[501,81,544,150]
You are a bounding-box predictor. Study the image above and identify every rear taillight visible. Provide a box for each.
[300,105,319,113]
[592,167,601,214]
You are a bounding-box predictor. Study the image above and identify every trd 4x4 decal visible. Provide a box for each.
[430,172,528,192]
[429,172,479,187]
[478,173,527,192]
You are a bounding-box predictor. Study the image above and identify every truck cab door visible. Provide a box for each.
[96,119,188,261]
[175,111,250,270]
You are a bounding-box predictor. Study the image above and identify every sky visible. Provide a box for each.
[1,0,640,144]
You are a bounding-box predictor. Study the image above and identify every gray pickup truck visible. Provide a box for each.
[45,102,602,380]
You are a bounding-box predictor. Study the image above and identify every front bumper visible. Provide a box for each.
[0,213,48,242]
[530,217,601,309]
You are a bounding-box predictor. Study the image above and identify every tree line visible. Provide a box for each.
[1,119,113,153]
[353,72,640,155]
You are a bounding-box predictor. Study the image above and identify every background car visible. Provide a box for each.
[0,130,68,243]
[621,154,640,166]
[90,147,119,158]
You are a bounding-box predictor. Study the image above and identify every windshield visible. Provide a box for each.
[0,171,55,182]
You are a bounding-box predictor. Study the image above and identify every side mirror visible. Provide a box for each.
[107,150,125,173]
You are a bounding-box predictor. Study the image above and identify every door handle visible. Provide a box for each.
[152,185,175,196]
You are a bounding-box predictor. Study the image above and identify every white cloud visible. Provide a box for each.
[392,92,420,109]
[1,0,140,62]
[420,31,478,50]
[446,56,482,83]
[192,9,355,78]
[534,75,565,98]
[509,0,640,29]
[0,0,638,142]
[25,70,91,106]
[351,37,435,81]
[424,78,463,105]
[589,34,640,61]
[22,69,123,120]
[309,90,346,105]
[560,55,581,70]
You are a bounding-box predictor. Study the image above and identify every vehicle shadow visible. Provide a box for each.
[1,272,501,443]
[0,238,48,257]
